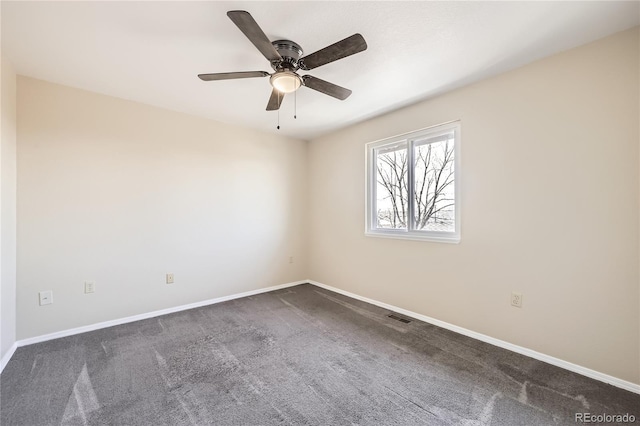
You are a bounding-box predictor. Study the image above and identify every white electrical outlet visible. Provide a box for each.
[289,256,294,264]
[511,292,523,308]
[166,273,174,284]
[84,281,95,294]
[39,291,53,306]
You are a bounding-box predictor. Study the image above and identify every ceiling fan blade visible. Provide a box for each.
[299,34,367,70]
[227,11,281,62]
[266,89,284,111]
[198,71,270,81]
[302,75,352,100]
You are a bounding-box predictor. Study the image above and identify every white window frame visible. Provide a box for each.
[365,121,461,243]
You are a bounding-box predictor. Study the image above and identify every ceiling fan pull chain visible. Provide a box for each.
[277,91,281,129]
[294,90,297,120]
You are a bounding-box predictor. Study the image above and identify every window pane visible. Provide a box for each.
[375,143,408,229]
[413,135,455,232]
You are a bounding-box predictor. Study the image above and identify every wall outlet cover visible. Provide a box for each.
[511,292,523,308]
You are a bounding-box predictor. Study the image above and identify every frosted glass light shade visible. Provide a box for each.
[270,71,302,94]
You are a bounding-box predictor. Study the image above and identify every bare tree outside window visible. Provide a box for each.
[376,146,408,228]
[413,139,455,231]
[375,137,455,231]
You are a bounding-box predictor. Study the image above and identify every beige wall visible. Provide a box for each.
[1,56,17,361]
[17,77,308,339]
[308,28,640,384]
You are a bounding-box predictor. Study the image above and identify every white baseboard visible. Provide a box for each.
[0,342,18,374]
[16,280,306,348]
[307,280,640,395]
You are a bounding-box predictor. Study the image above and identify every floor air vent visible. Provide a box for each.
[388,314,411,324]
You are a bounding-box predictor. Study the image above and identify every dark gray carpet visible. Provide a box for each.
[1,283,638,425]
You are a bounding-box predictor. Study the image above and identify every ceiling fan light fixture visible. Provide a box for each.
[270,71,301,94]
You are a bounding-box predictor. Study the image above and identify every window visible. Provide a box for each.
[365,121,460,243]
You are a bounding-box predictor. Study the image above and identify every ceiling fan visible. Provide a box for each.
[198,10,367,111]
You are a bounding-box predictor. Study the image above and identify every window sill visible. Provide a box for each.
[365,230,460,244]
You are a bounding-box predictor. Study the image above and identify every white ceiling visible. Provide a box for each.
[2,1,638,140]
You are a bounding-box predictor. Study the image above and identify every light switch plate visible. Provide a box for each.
[39,291,53,306]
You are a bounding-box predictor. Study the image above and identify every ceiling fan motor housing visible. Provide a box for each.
[271,40,303,71]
